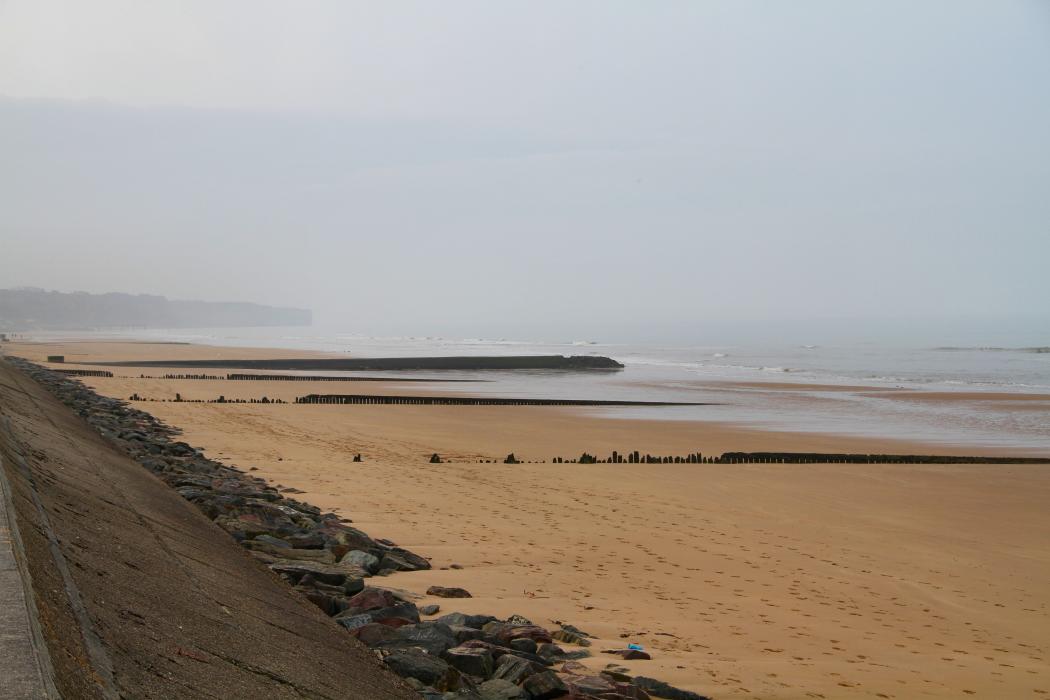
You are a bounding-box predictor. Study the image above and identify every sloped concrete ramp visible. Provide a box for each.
[1,458,56,699]
[0,359,416,699]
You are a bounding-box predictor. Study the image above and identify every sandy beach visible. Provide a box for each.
[8,339,1050,699]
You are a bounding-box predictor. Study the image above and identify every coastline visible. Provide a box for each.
[5,339,1050,698]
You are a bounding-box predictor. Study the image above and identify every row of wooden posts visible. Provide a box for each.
[293,393,699,407]
[450,450,1050,465]
[128,393,287,404]
[53,368,114,377]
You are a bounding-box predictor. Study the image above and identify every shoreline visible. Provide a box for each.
[5,339,1050,697]
[10,338,1050,456]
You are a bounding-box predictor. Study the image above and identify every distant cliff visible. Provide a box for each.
[0,288,311,330]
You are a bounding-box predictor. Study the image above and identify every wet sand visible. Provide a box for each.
[6,340,1050,698]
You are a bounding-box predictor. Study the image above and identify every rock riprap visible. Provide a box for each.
[7,358,711,700]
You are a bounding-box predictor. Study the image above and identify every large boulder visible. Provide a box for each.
[340,549,380,574]
[444,645,495,679]
[449,625,486,644]
[387,622,457,656]
[565,675,616,696]
[317,523,378,552]
[427,585,472,599]
[438,612,497,629]
[378,547,431,572]
[335,592,421,629]
[522,670,569,699]
[551,629,591,647]
[343,587,398,612]
[509,638,537,654]
[383,649,461,691]
[478,678,528,700]
[346,622,401,646]
[602,649,651,661]
[483,621,553,645]
[632,677,711,700]
[268,560,352,586]
[491,654,544,685]
[460,639,552,668]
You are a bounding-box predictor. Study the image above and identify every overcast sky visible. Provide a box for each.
[1,1,1048,340]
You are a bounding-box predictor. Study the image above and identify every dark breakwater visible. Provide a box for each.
[294,393,707,407]
[89,355,625,371]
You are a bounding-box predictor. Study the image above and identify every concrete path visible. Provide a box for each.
[0,458,54,699]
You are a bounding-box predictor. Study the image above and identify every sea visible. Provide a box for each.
[22,327,1050,452]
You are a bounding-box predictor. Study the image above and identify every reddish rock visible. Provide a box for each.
[345,587,398,612]
[347,622,401,646]
[372,616,415,629]
[486,622,554,645]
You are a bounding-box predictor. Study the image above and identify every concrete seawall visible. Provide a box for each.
[0,359,416,699]
[86,354,626,371]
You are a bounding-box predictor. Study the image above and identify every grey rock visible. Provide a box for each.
[343,577,365,596]
[478,679,528,700]
[427,585,472,599]
[379,547,431,572]
[340,549,380,573]
[443,645,494,678]
[420,604,441,616]
[551,629,590,647]
[437,612,497,629]
[450,625,485,643]
[334,613,373,631]
[383,649,461,692]
[442,691,483,700]
[633,676,711,700]
[390,622,457,656]
[491,654,540,685]
[535,643,565,659]
[522,670,569,699]
[508,638,537,655]
[268,560,349,586]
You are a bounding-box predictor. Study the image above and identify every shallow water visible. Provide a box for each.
[25,327,1050,451]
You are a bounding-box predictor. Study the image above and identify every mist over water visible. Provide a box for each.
[3,1,1048,451]
[30,325,1050,451]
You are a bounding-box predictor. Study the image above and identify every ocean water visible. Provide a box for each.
[27,327,1050,452]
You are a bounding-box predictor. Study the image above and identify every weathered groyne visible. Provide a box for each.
[228,373,479,382]
[52,368,114,377]
[295,394,709,407]
[546,450,1050,465]
[717,451,1050,464]
[5,358,711,700]
[130,373,480,382]
[88,354,626,371]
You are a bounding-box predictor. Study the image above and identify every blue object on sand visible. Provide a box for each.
[627,643,644,651]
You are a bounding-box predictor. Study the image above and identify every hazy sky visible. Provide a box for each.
[1,1,1048,340]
